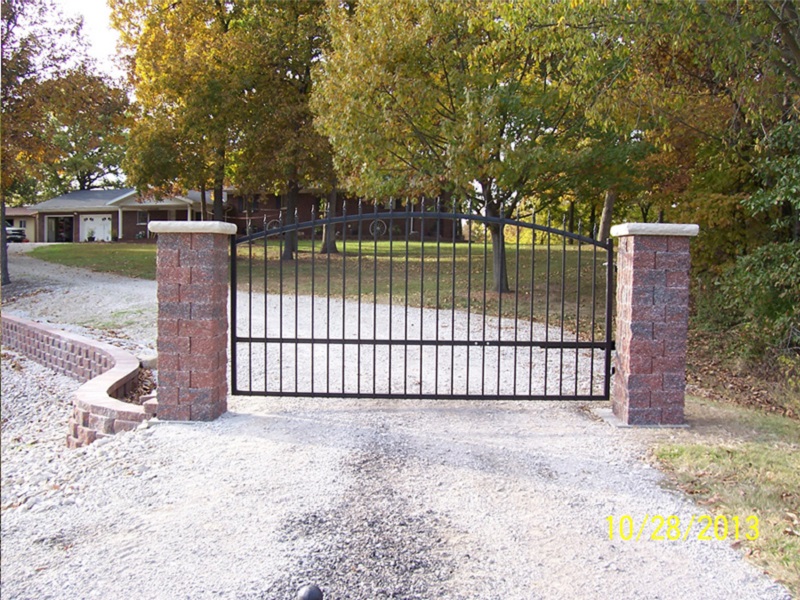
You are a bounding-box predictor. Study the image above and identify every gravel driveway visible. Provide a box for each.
[1,245,791,599]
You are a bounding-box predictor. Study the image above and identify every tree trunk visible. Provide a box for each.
[212,146,225,221]
[567,200,575,244]
[639,202,650,222]
[281,180,299,261]
[485,202,510,293]
[200,181,207,221]
[213,182,224,221]
[1,198,10,286]
[794,206,800,242]
[783,199,800,241]
[598,188,617,243]
[320,189,339,254]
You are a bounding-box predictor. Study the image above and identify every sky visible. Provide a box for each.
[53,0,122,78]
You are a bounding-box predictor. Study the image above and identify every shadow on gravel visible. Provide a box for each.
[248,434,458,599]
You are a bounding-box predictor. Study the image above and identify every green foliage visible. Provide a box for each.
[314,0,628,204]
[613,0,800,253]
[111,0,244,213]
[113,0,334,220]
[695,241,800,358]
[747,121,800,238]
[39,66,131,196]
[1,0,90,201]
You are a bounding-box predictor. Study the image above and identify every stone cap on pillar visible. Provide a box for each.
[610,223,699,238]
[148,221,238,235]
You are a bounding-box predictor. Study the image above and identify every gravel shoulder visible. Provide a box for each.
[0,245,791,600]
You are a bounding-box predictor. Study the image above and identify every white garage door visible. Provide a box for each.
[80,214,113,242]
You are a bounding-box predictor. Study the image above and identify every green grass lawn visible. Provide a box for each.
[30,243,157,280]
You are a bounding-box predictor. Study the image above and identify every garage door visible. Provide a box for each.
[80,214,113,242]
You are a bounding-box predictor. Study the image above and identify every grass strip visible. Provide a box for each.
[655,400,800,596]
[30,243,157,280]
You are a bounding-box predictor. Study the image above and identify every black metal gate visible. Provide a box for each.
[231,201,614,400]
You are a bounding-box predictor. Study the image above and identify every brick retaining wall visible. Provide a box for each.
[1,314,154,447]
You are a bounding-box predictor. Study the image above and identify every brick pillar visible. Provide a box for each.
[148,221,237,421]
[610,223,699,426]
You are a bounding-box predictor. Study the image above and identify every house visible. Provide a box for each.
[30,187,460,242]
[4,206,37,242]
[221,191,460,240]
[33,188,201,242]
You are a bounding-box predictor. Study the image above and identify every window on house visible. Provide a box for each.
[137,211,149,225]
[18,219,26,228]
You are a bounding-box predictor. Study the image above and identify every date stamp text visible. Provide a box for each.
[606,515,759,542]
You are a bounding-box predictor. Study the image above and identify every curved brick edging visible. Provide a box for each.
[1,314,156,447]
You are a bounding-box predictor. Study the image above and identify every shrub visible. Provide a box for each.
[698,241,800,359]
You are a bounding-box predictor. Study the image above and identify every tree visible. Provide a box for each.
[228,0,334,260]
[1,0,86,285]
[314,0,636,291]
[113,0,336,250]
[37,67,131,195]
[111,0,244,218]
[319,189,339,254]
[619,0,800,243]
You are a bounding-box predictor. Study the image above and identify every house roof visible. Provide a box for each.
[34,188,138,212]
[5,206,36,217]
[179,190,222,204]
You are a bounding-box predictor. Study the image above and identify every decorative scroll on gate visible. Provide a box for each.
[231,201,614,400]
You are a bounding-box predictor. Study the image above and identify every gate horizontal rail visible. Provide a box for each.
[235,337,605,350]
[231,201,614,401]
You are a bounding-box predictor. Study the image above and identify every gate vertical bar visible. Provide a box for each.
[481,219,488,396]
[388,201,394,394]
[310,207,316,396]
[528,215,536,397]
[230,235,238,395]
[466,201,473,395]
[419,199,425,397]
[590,227,598,394]
[604,238,614,400]
[294,208,299,394]
[544,214,552,395]
[513,210,521,395]
[326,205,332,395]
[559,216,567,396]
[263,217,269,394]
[496,206,504,396]
[450,200,457,395]
[341,203,347,394]
[278,215,284,393]
[357,200,363,395]
[248,222,253,393]
[575,222,583,396]
[403,200,410,397]
[372,201,378,395]
[435,199,441,395]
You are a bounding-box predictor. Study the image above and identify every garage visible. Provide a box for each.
[80,214,113,242]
